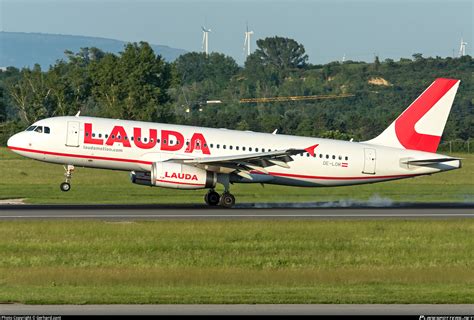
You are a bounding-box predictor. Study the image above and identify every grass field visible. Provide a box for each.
[0,147,473,204]
[0,220,473,304]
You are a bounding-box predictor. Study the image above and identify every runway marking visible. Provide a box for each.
[1,213,474,219]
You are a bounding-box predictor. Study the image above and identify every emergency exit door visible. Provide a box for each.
[66,121,80,147]
[363,148,376,174]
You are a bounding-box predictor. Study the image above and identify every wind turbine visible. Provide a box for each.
[243,24,254,57]
[201,26,211,56]
[458,37,467,57]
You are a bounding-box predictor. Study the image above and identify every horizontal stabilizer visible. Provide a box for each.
[402,158,461,166]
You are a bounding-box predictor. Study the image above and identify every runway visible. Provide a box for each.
[0,203,473,220]
[1,303,474,315]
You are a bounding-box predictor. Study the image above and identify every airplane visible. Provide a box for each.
[7,78,461,208]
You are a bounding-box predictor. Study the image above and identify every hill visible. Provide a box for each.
[0,32,187,68]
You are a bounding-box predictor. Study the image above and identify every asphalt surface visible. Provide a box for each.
[1,304,473,315]
[0,203,473,220]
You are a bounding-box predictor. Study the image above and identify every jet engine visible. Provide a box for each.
[150,162,216,189]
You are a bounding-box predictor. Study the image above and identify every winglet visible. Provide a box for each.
[304,144,319,157]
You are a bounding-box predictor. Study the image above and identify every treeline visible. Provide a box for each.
[0,37,473,145]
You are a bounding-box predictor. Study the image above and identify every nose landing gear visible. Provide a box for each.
[60,165,75,192]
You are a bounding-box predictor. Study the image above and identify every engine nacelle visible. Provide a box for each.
[151,162,216,189]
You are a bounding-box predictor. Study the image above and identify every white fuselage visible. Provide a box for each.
[7,116,461,187]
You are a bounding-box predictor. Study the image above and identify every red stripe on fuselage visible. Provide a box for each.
[250,170,419,180]
[9,146,420,181]
[8,146,153,165]
[155,179,205,186]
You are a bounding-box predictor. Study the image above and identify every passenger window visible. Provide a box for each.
[243,147,246,151]
[85,132,89,137]
[186,141,190,146]
[338,156,342,160]
[223,145,226,149]
[255,148,259,152]
[44,127,50,134]
[163,139,167,144]
[157,139,161,143]
[99,134,102,138]
[319,154,323,158]
[111,135,115,139]
[105,134,109,138]
[326,154,329,159]
[345,156,348,161]
[332,155,336,160]
[130,136,133,141]
[92,133,96,137]
[144,137,148,142]
[229,145,233,150]
[217,144,220,149]
[236,146,239,151]
[210,143,214,148]
[249,147,252,151]
[306,153,310,157]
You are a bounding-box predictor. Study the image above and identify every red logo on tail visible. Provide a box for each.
[394,79,457,152]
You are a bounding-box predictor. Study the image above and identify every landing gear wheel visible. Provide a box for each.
[219,192,235,208]
[60,182,71,192]
[205,190,220,206]
[60,165,74,193]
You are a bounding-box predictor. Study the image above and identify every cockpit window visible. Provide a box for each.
[44,127,50,134]
[26,126,36,131]
[34,126,43,133]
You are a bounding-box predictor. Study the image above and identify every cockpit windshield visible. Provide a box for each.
[25,125,50,134]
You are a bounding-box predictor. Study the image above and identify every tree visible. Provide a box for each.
[175,52,239,86]
[89,42,173,121]
[249,36,308,70]
[7,65,51,124]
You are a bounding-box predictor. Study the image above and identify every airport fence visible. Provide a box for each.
[438,139,473,154]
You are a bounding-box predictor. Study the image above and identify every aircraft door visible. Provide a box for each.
[363,148,376,174]
[66,121,80,147]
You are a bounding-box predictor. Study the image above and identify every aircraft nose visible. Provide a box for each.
[7,133,20,149]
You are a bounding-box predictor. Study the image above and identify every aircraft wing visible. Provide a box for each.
[168,144,318,179]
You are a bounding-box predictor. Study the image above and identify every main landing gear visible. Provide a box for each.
[60,165,75,192]
[204,189,236,208]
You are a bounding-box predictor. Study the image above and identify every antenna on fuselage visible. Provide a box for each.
[75,111,81,117]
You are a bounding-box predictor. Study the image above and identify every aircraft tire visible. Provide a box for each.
[219,193,235,208]
[60,182,71,192]
[205,190,220,206]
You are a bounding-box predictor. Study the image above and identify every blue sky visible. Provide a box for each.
[1,0,472,64]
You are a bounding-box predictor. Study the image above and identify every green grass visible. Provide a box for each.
[0,220,473,304]
[0,147,473,204]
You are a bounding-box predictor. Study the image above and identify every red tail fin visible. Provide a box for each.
[365,78,460,152]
